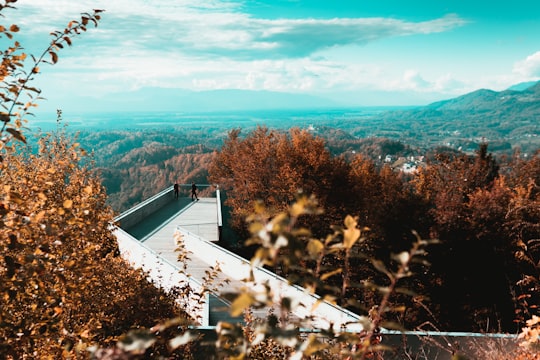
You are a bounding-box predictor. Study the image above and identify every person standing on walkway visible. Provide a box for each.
[191,182,199,201]
[173,182,179,199]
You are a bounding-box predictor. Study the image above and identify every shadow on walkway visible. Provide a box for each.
[122,197,192,240]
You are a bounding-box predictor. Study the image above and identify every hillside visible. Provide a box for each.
[351,81,540,153]
[428,81,540,112]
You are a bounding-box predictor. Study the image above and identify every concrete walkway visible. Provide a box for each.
[138,197,265,323]
[141,197,229,286]
[118,194,362,328]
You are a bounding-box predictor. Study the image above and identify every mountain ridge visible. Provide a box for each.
[362,80,539,154]
[426,81,540,111]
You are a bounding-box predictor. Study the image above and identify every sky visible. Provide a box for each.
[3,0,540,114]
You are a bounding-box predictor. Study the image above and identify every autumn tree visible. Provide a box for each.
[209,127,434,329]
[209,126,352,239]
[0,126,189,357]
[502,151,540,325]
[412,143,525,331]
[0,3,189,357]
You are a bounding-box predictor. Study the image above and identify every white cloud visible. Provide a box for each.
[433,74,467,93]
[372,69,474,97]
[513,51,540,78]
[12,1,466,59]
[7,0,477,108]
[402,70,430,90]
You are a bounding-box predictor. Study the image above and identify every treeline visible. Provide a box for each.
[53,118,539,334]
[208,126,540,333]
[67,129,216,212]
[72,126,427,212]
[60,105,538,213]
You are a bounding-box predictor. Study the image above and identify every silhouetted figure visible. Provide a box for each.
[173,182,179,199]
[191,182,199,201]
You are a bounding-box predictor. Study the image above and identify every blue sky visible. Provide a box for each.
[4,0,540,114]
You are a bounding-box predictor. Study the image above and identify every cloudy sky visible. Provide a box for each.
[5,0,540,114]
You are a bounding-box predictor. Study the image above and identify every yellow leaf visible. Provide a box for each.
[63,199,73,209]
[303,335,329,356]
[230,293,254,317]
[320,268,342,281]
[323,294,337,304]
[84,186,92,195]
[306,239,324,257]
[344,214,357,229]
[343,228,360,250]
[169,332,196,350]
[229,354,245,360]
[290,202,305,217]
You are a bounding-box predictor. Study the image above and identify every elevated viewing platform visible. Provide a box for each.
[111,185,519,358]
[112,185,361,329]
[115,185,221,242]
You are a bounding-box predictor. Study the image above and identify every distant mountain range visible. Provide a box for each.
[173,89,340,111]
[37,78,540,116]
[366,80,539,154]
[40,87,341,113]
[426,80,540,112]
[506,81,539,91]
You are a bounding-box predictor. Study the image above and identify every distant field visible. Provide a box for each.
[30,107,406,130]
[30,105,539,157]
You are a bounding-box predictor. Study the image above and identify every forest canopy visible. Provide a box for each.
[209,127,540,333]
